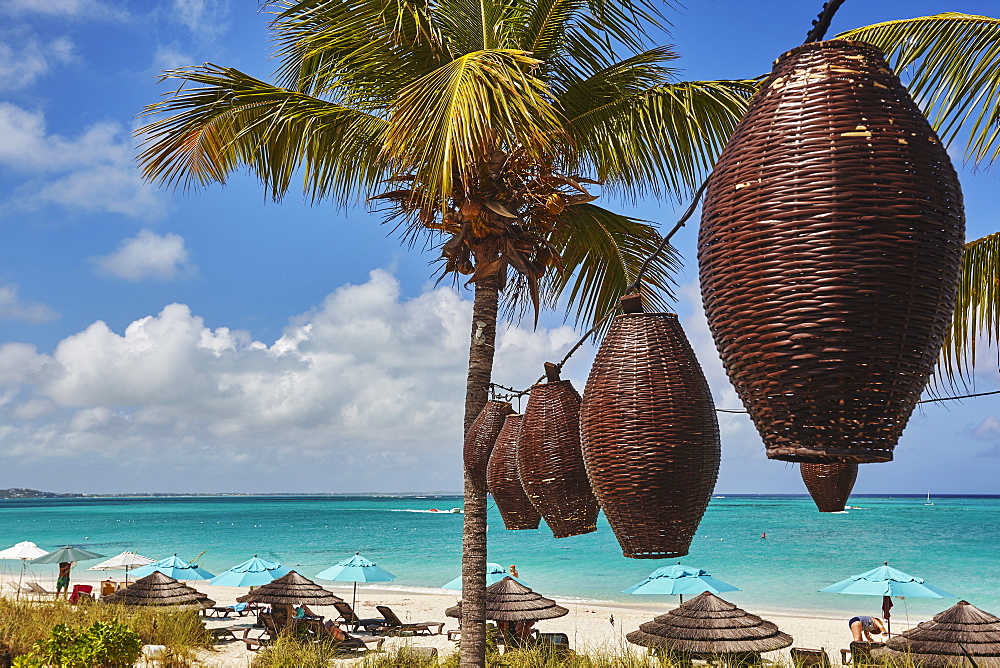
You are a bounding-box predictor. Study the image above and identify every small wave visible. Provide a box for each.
[389,509,464,514]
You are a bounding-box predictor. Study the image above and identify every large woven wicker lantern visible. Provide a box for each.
[699,40,964,464]
[465,400,514,479]
[487,415,541,530]
[800,462,859,512]
[518,365,599,538]
[581,295,720,559]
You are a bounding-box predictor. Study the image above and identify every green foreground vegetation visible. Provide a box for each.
[0,600,211,666]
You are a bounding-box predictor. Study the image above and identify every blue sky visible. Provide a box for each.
[0,0,996,494]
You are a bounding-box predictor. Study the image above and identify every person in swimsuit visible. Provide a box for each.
[56,561,72,599]
[849,615,886,641]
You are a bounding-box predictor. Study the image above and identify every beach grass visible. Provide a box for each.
[0,598,212,659]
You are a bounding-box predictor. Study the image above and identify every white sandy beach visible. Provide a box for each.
[13,572,931,667]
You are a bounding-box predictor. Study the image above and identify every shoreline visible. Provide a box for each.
[5,572,931,667]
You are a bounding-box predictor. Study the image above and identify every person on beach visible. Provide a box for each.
[509,565,519,578]
[56,561,72,599]
[849,615,886,641]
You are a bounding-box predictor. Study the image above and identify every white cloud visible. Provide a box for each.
[2,0,127,20]
[0,270,586,490]
[973,415,1000,440]
[0,283,58,323]
[152,44,192,72]
[0,33,73,89]
[0,103,165,220]
[93,229,194,280]
[172,0,229,38]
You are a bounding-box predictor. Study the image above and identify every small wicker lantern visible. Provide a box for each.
[581,296,720,558]
[518,365,599,538]
[464,400,514,479]
[487,415,541,530]
[699,40,964,464]
[800,462,859,512]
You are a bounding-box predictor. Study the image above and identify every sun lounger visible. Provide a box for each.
[68,584,94,604]
[332,601,386,632]
[26,582,55,597]
[374,605,444,636]
[791,647,832,668]
[841,641,884,666]
[203,602,265,618]
[237,612,284,651]
[296,618,385,653]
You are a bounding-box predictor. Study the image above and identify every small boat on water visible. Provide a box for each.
[925,491,935,506]
[428,507,463,513]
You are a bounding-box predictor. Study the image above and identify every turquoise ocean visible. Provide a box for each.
[2,495,996,621]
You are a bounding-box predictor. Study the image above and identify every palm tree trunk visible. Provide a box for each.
[460,271,500,668]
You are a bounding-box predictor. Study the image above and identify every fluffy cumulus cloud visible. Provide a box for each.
[0,103,165,219]
[93,229,194,280]
[172,0,229,38]
[0,283,58,323]
[0,270,585,492]
[2,0,126,20]
[0,30,73,89]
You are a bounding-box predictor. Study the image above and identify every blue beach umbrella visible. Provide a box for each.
[210,556,290,587]
[131,554,215,581]
[440,563,529,590]
[623,563,741,603]
[819,562,956,635]
[315,553,395,609]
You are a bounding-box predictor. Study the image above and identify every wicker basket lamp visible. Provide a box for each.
[581,295,720,559]
[464,400,514,479]
[800,462,859,512]
[698,40,965,464]
[518,365,599,538]
[487,415,541,530]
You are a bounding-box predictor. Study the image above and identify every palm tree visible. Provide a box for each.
[135,1,754,664]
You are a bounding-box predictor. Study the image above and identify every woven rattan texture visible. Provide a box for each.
[518,380,599,538]
[581,312,720,559]
[879,600,1000,666]
[698,40,964,464]
[487,415,542,530]
[800,462,858,512]
[464,400,514,478]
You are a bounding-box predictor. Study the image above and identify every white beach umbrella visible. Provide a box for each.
[88,551,154,584]
[0,541,49,598]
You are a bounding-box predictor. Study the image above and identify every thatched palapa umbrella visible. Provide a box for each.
[445,576,567,622]
[101,571,214,608]
[627,592,791,659]
[873,600,1000,667]
[237,570,344,608]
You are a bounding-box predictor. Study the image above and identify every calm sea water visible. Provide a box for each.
[2,495,996,621]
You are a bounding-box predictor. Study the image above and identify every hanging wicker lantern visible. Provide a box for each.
[699,40,964,464]
[486,415,541,530]
[518,364,599,538]
[465,400,514,479]
[800,462,858,512]
[581,295,720,559]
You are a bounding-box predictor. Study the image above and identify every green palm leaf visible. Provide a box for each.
[138,66,388,202]
[838,14,1000,163]
[383,49,563,211]
[939,232,1000,379]
[566,78,756,200]
[528,202,679,328]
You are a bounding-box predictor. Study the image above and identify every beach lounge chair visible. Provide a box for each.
[204,602,264,618]
[791,648,832,668]
[374,605,444,636]
[26,582,55,597]
[841,641,884,666]
[332,601,386,632]
[68,584,94,604]
[296,618,385,653]
[238,612,284,651]
[537,632,572,655]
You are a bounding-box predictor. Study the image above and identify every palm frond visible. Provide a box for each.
[269,0,449,101]
[518,0,585,61]
[566,79,756,201]
[382,49,563,212]
[838,13,1000,163]
[137,65,388,203]
[517,202,680,330]
[939,231,1000,380]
